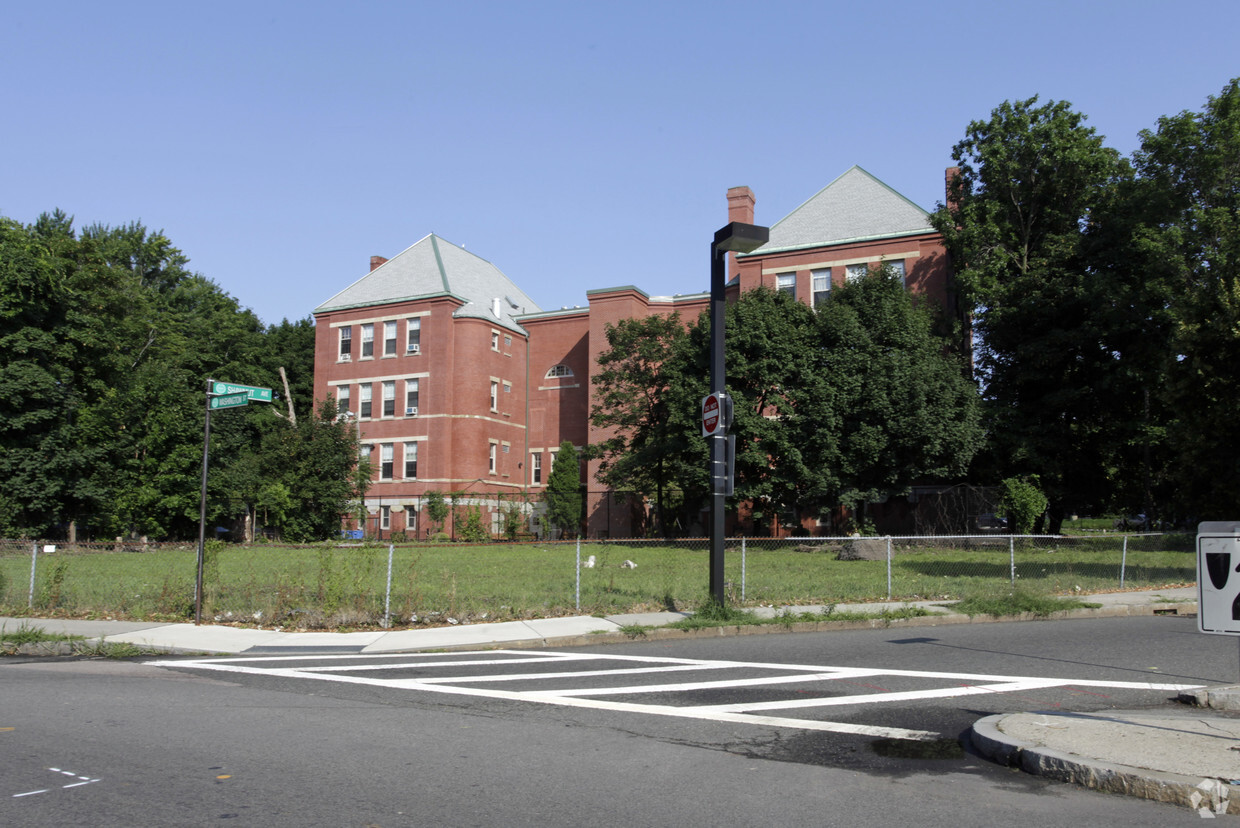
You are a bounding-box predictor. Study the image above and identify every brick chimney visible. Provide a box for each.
[944,167,961,212]
[727,186,755,225]
[726,186,756,281]
[370,255,389,272]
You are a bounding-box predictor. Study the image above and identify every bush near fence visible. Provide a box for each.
[0,534,1196,629]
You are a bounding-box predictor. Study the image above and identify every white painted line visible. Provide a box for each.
[538,668,887,698]
[694,679,1069,713]
[13,789,50,798]
[153,650,1206,744]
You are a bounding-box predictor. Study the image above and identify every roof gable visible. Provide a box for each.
[314,234,542,332]
[749,166,935,255]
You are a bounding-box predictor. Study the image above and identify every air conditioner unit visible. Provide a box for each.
[407,344,420,354]
[340,354,351,362]
[405,406,418,416]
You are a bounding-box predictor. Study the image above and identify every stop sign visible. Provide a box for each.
[701,393,721,436]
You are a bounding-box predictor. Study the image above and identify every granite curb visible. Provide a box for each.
[970,706,1240,815]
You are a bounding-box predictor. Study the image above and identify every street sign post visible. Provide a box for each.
[196,379,274,624]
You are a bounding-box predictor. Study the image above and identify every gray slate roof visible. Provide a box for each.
[745,166,935,257]
[314,234,542,333]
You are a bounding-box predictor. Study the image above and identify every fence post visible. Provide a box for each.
[1010,535,1016,586]
[1120,535,1129,589]
[741,537,746,602]
[886,537,893,600]
[383,543,394,628]
[28,542,38,608]
[575,538,581,611]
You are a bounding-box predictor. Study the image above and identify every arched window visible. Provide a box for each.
[545,364,574,379]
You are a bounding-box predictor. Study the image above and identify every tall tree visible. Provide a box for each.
[809,266,983,525]
[931,97,1132,531]
[588,313,690,535]
[544,441,583,538]
[1132,79,1240,521]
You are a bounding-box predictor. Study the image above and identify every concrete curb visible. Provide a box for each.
[970,714,1238,815]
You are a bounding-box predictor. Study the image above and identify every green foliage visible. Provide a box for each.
[1001,477,1049,535]
[591,282,979,533]
[931,96,1152,529]
[0,212,349,541]
[425,491,449,535]
[588,313,691,536]
[953,587,1099,618]
[457,507,489,542]
[1132,79,1240,521]
[544,442,584,537]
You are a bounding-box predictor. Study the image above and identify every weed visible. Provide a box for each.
[952,587,1101,617]
[1,622,81,646]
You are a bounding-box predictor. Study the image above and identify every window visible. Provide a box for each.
[546,364,574,378]
[846,264,868,283]
[338,327,352,360]
[404,442,418,479]
[380,443,394,480]
[812,269,831,308]
[361,323,374,357]
[776,272,796,298]
[336,385,350,415]
[488,442,497,474]
[491,331,500,351]
[405,378,419,414]
[530,452,542,485]
[359,383,372,418]
[360,443,373,464]
[503,381,511,395]
[406,318,421,353]
[887,259,906,283]
[382,381,395,417]
[383,321,397,357]
[380,505,391,531]
[490,380,499,412]
[504,335,512,347]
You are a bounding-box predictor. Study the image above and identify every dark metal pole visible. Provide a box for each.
[709,241,727,606]
[195,378,213,625]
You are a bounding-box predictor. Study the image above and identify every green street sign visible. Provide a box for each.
[211,381,273,403]
[209,391,250,410]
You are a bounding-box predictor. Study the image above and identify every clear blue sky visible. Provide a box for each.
[4,1,1236,325]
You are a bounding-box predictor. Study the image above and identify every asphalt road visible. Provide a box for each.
[3,615,1232,826]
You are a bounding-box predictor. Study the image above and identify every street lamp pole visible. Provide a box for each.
[708,222,768,606]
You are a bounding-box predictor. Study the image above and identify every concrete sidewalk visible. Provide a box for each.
[4,586,1238,814]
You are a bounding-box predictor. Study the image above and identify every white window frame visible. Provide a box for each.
[359,383,373,419]
[338,326,352,360]
[812,268,831,308]
[846,264,868,283]
[490,380,499,412]
[383,321,398,357]
[776,272,796,298]
[380,443,394,480]
[382,381,396,418]
[406,318,421,354]
[336,384,350,415]
[488,441,498,475]
[546,364,573,378]
[530,452,542,485]
[404,441,418,479]
[405,378,419,415]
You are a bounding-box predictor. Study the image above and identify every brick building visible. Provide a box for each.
[312,166,953,539]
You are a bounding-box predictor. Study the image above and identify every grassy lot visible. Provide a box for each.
[0,535,1195,628]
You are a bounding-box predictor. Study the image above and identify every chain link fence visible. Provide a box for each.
[0,533,1196,628]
